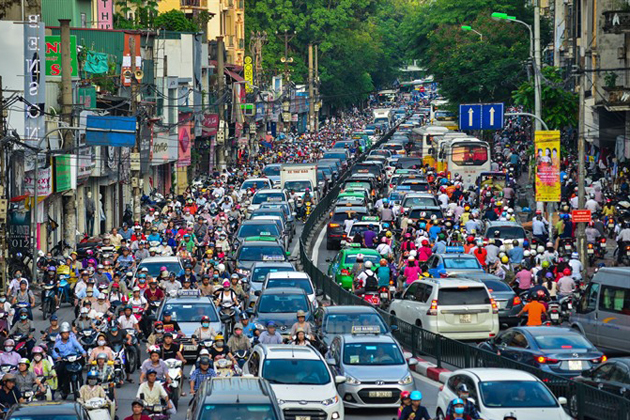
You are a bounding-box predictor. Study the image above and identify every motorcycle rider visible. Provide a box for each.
[214,280,240,309]
[78,370,115,419]
[30,346,56,399]
[0,374,24,407]
[189,356,217,395]
[353,261,378,295]
[398,390,431,420]
[146,321,165,350]
[105,320,135,382]
[290,310,314,339]
[208,334,236,364]
[139,347,169,383]
[192,315,217,347]
[88,333,114,362]
[92,352,118,389]
[160,333,186,363]
[615,222,630,264]
[41,266,60,310]
[161,311,183,336]
[226,323,251,353]
[11,280,35,321]
[258,321,283,345]
[15,358,46,401]
[9,308,35,354]
[136,368,175,415]
[229,274,247,303]
[73,307,96,332]
[445,384,480,419]
[52,322,87,399]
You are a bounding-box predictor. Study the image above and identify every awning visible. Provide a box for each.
[225,68,244,82]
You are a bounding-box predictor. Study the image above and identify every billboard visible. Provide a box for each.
[534,130,561,202]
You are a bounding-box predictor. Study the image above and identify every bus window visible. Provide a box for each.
[451,144,488,166]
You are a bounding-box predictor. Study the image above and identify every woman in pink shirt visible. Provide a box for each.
[403,256,421,285]
[417,240,433,262]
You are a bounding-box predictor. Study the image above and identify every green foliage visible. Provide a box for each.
[512,66,578,129]
[114,0,158,29]
[245,0,410,107]
[154,9,198,32]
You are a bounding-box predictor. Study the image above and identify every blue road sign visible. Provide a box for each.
[459,104,482,130]
[482,103,504,130]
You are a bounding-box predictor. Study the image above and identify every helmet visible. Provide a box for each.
[410,390,422,401]
[2,374,15,383]
[296,310,306,318]
[537,245,545,253]
[457,383,469,393]
[214,334,224,340]
[148,345,160,354]
[400,391,411,400]
[422,239,429,246]
[222,280,230,288]
[541,260,550,268]
[512,239,519,246]
[4,339,14,347]
[97,353,108,360]
[60,322,71,333]
[356,253,364,261]
[199,356,211,365]
[563,268,572,276]
[571,252,579,259]
[32,346,44,354]
[452,398,465,406]
[201,315,210,322]
[380,259,387,266]
[18,307,28,315]
[501,256,509,264]
[18,358,29,366]
[364,261,373,269]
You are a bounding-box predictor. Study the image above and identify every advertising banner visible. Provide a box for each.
[177,113,192,168]
[535,130,561,202]
[202,113,219,136]
[45,35,78,77]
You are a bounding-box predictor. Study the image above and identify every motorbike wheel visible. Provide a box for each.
[127,348,137,374]
[171,389,179,410]
[42,300,49,320]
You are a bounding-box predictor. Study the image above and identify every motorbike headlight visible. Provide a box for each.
[345,375,361,385]
[399,374,413,385]
[322,395,339,406]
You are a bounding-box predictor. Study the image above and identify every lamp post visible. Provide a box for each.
[461,25,483,41]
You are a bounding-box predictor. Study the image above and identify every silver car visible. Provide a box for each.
[326,328,415,408]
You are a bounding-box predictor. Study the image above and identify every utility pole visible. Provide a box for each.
[276,30,296,133]
[314,44,319,132]
[308,43,315,133]
[130,34,141,224]
[59,19,76,248]
[533,0,542,132]
[216,36,226,169]
[577,60,588,274]
[0,76,6,288]
[249,31,267,88]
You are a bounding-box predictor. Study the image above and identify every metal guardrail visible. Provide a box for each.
[298,129,630,420]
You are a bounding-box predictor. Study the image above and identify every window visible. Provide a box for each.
[429,256,440,269]
[495,331,513,347]
[478,380,558,408]
[247,351,260,376]
[508,332,529,349]
[404,283,418,300]
[591,363,615,381]
[451,143,489,166]
[447,374,464,392]
[80,13,87,28]
[200,404,278,420]
[577,283,599,314]
[443,258,482,270]
[262,359,331,385]
[343,343,405,365]
[599,285,630,315]
[438,287,490,305]
[610,364,630,383]
[415,284,432,303]
[533,334,594,350]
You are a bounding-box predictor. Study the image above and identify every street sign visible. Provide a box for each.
[482,103,504,130]
[459,104,482,130]
[572,210,592,223]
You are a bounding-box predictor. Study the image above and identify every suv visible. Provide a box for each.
[263,272,321,309]
[388,278,499,341]
[483,221,528,247]
[244,344,346,420]
[187,376,284,420]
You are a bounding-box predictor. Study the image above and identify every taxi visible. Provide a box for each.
[327,247,381,290]
[426,250,485,278]
[342,216,383,245]
[326,326,415,408]
[233,236,290,277]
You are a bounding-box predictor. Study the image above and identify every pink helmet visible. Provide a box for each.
[32,346,44,354]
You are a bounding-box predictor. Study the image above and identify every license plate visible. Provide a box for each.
[459,314,472,323]
[550,313,559,320]
[568,360,583,370]
[296,416,311,420]
[587,249,594,254]
[565,245,571,250]
[369,391,392,398]
[380,293,389,299]
[184,345,196,351]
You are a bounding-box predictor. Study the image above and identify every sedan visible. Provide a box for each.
[571,358,629,418]
[478,327,605,378]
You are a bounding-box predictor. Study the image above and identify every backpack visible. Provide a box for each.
[365,271,378,292]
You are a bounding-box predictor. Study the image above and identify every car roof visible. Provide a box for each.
[333,206,368,212]
[340,332,398,345]
[342,248,381,256]
[260,287,307,296]
[259,344,322,360]
[204,377,273,404]
[323,305,380,314]
[254,189,284,194]
[165,295,215,304]
[415,278,487,288]
[515,326,580,336]
[10,401,84,415]
[243,178,269,182]
[455,368,539,382]
[251,261,295,269]
[266,272,310,280]
[139,256,180,264]
[486,221,522,227]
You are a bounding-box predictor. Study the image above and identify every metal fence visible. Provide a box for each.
[298,129,630,420]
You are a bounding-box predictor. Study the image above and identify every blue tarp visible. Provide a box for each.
[86,115,137,147]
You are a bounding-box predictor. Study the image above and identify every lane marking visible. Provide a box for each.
[312,224,327,267]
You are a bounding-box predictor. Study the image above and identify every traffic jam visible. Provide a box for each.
[1,98,628,420]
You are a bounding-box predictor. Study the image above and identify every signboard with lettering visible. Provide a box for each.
[572,210,592,223]
[7,211,31,257]
[202,113,219,136]
[45,35,78,77]
[151,131,178,166]
[244,56,254,93]
[25,16,47,164]
[24,167,53,198]
[97,0,113,29]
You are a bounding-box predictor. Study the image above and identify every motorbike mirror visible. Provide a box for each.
[325,258,331,263]
[245,308,254,316]
[316,289,324,297]
[326,358,336,366]
[254,290,261,297]
[191,335,198,339]
[390,324,399,332]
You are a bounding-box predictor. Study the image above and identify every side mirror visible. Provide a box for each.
[558,397,567,405]
[325,258,332,263]
[335,375,346,384]
[254,291,261,297]
[292,212,297,217]
[467,397,477,408]
[390,324,399,332]
[408,358,418,367]
[286,251,291,256]
[316,289,324,297]
[326,358,337,366]
[245,308,254,316]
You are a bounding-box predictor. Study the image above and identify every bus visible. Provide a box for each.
[409,126,449,167]
[446,139,491,187]
[432,132,468,172]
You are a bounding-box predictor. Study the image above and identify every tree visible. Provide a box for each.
[154,9,198,32]
[512,66,578,129]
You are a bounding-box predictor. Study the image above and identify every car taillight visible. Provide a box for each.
[536,356,559,364]
[588,243,593,249]
[341,269,349,276]
[513,296,522,306]
[600,238,606,244]
[427,299,438,316]
[592,355,607,364]
[490,298,499,314]
[329,223,340,228]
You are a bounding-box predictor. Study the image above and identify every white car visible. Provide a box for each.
[245,344,345,420]
[436,368,571,420]
[388,278,499,341]
[239,177,273,195]
[248,189,291,213]
[263,271,321,309]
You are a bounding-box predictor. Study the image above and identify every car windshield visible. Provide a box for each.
[258,293,309,313]
[401,182,430,192]
[12,416,82,420]
[343,343,405,365]
[138,261,182,277]
[324,153,347,160]
[323,313,387,335]
[443,258,482,269]
[331,211,367,223]
[403,196,437,207]
[284,180,312,192]
[343,253,381,265]
[451,143,489,166]
[161,303,219,322]
[242,180,269,190]
[534,334,594,350]
[263,166,281,176]
[267,278,314,294]
[252,192,285,205]
[262,359,331,385]
[483,279,512,292]
[238,224,280,238]
[251,266,295,283]
[409,208,443,219]
[438,287,490,305]
[486,226,526,240]
[479,380,558,408]
[200,405,278,420]
[238,246,286,262]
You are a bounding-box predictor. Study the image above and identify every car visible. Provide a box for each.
[6,401,91,420]
[262,164,282,187]
[244,344,345,420]
[327,326,415,408]
[389,278,499,341]
[344,217,384,244]
[134,256,183,279]
[408,205,443,223]
[188,376,284,420]
[236,220,286,249]
[249,215,290,248]
[436,368,572,420]
[400,193,439,212]
[247,261,296,306]
[248,189,291,213]
[233,237,290,278]
[484,221,528,247]
[426,253,484,278]
[156,290,222,359]
[314,305,393,347]
[263,271,322,309]
[326,206,369,250]
[478,327,605,378]
[327,248,382,290]
[387,190,406,206]
[398,180,431,193]
[240,177,273,194]
[571,358,630,417]
[251,287,314,337]
[259,201,296,236]
[448,272,524,327]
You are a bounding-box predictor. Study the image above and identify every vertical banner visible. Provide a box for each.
[97,0,113,29]
[244,56,254,93]
[24,15,46,155]
[177,112,192,168]
[535,130,561,202]
[121,33,141,87]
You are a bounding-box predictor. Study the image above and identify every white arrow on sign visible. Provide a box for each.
[489,107,495,126]
[468,107,474,127]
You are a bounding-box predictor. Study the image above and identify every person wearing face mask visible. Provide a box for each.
[191,316,217,347]
[445,384,480,419]
[446,398,475,420]
[74,307,96,333]
[214,280,240,309]
[11,280,35,322]
[208,334,236,364]
[0,339,22,369]
[29,346,56,398]
[79,370,115,419]
[227,323,250,353]
[88,333,114,362]
[9,308,35,354]
[0,292,13,325]
[146,321,165,350]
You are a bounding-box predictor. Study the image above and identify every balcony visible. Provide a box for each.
[604,86,630,111]
[238,38,244,49]
[181,0,207,8]
[603,10,630,34]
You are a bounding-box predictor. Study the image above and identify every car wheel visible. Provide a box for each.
[569,395,579,418]
[436,409,445,420]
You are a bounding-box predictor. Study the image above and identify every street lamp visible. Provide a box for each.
[461,25,483,41]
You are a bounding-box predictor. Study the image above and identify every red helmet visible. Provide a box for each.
[467,236,475,243]
[563,268,572,276]
[422,240,429,246]
[400,391,411,399]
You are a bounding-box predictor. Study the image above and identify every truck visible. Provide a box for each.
[280,163,319,200]
[372,108,394,128]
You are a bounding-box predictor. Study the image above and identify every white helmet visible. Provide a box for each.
[217,263,225,272]
[530,249,537,256]
[364,261,373,269]
[499,245,506,252]
[524,250,531,257]
[537,245,545,253]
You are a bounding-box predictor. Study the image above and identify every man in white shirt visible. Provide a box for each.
[136,369,175,414]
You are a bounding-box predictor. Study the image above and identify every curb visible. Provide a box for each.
[408,357,452,384]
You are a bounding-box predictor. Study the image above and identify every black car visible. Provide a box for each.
[326,205,368,250]
[7,402,90,420]
[574,357,628,397]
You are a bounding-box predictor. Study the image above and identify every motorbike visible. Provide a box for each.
[547,301,562,325]
[213,358,241,377]
[22,389,35,403]
[614,243,630,266]
[111,344,128,385]
[83,397,112,420]
[233,349,249,369]
[559,294,574,321]
[12,330,33,357]
[125,329,139,373]
[34,375,53,401]
[143,403,170,420]
[164,358,183,409]
[78,329,98,351]
[57,275,72,305]
[219,302,237,336]
[606,217,616,238]
[559,238,574,257]
[63,354,83,400]
[41,283,57,320]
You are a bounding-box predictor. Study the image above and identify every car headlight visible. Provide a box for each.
[345,375,361,385]
[399,374,413,385]
[237,268,250,275]
[277,399,286,406]
[322,395,339,406]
